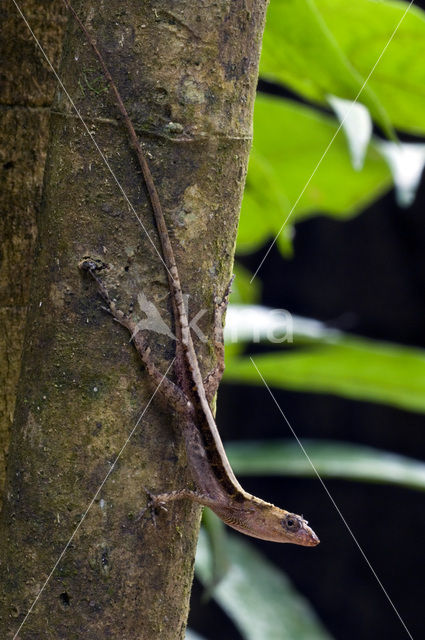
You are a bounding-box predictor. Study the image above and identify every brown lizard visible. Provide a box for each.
[67,0,319,546]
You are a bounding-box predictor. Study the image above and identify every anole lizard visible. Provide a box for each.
[67,1,319,546]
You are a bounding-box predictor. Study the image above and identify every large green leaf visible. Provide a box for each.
[195,527,333,640]
[225,440,425,492]
[238,95,391,255]
[261,0,394,136]
[316,0,425,135]
[262,0,425,135]
[224,334,425,413]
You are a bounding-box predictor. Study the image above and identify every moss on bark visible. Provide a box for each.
[0,1,268,637]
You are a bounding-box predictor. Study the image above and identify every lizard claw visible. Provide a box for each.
[136,486,168,528]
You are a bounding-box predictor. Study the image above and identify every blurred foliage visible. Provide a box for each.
[261,0,425,135]
[185,630,207,640]
[229,263,261,306]
[224,332,425,414]
[193,2,425,638]
[238,0,425,257]
[311,1,425,134]
[260,0,394,136]
[195,526,334,640]
[226,440,425,492]
[238,96,391,256]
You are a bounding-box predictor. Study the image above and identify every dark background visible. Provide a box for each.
[188,49,425,640]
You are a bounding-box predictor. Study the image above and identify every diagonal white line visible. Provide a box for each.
[250,0,415,284]
[249,356,414,640]
[11,0,172,279]
[12,359,175,640]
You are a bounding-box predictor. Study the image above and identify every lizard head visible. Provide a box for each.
[249,508,319,545]
[277,511,320,546]
[220,500,320,546]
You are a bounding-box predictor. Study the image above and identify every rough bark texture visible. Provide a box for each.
[0,1,268,638]
[0,0,67,509]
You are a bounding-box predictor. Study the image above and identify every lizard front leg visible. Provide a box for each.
[79,258,190,415]
[137,486,222,528]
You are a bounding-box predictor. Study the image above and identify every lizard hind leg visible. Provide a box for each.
[136,486,170,528]
[136,486,214,527]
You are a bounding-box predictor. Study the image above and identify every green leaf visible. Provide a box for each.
[200,508,230,599]
[260,0,394,136]
[195,527,334,640]
[224,334,425,413]
[261,0,425,135]
[225,439,425,492]
[238,95,392,255]
[230,264,261,306]
[315,0,425,135]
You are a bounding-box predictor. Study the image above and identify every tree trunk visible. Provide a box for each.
[0,0,66,510]
[0,1,268,638]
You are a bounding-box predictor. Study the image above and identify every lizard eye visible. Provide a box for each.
[281,514,301,532]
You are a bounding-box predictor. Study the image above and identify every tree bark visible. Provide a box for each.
[0,1,268,638]
[0,0,66,510]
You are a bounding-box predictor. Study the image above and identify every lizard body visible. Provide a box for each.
[69,1,319,546]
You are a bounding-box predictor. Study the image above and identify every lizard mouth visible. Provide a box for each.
[301,526,320,546]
